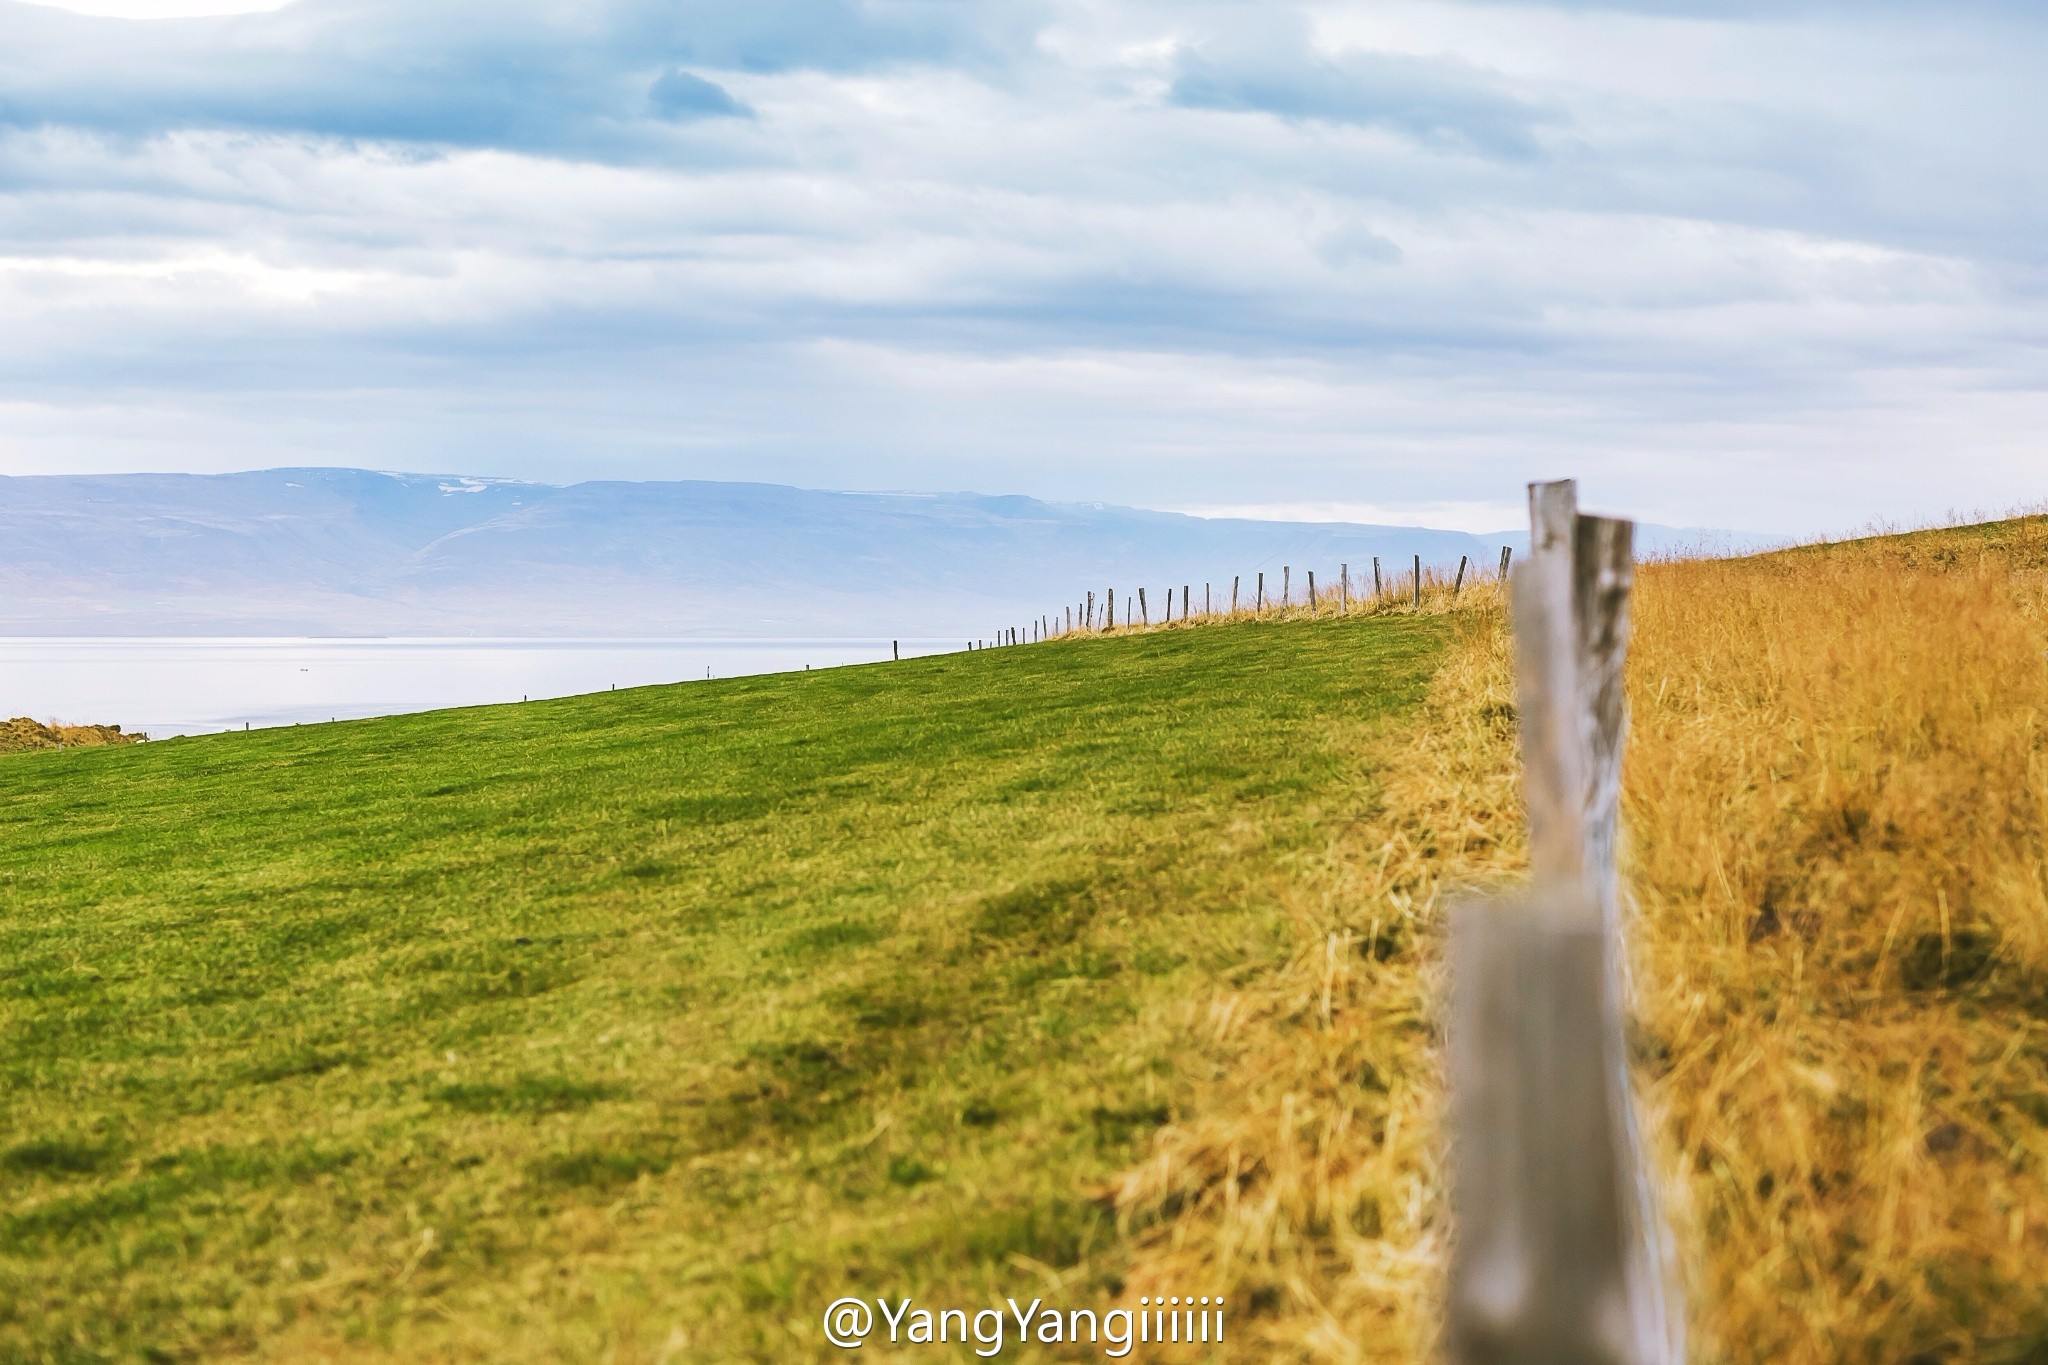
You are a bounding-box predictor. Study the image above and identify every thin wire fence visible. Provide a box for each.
[965,551,1508,650]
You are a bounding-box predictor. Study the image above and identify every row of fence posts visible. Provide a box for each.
[961,546,1518,650]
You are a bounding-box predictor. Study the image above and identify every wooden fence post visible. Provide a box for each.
[1232,576,1240,614]
[1139,587,1148,626]
[1341,563,1350,614]
[1454,555,1469,594]
[1373,556,1382,600]
[1183,585,1190,620]
[1283,565,1291,607]
[1307,570,1318,614]
[1413,554,1422,608]
[1499,544,1513,582]
[1106,588,1114,632]
[1445,479,1684,1365]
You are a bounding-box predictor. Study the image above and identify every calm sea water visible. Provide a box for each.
[0,638,960,739]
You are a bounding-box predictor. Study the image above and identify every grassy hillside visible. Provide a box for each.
[10,517,2046,1363]
[0,614,1451,1362]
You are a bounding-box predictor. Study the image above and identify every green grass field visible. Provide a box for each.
[0,615,1449,1362]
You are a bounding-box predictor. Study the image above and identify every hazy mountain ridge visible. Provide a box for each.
[0,469,1756,637]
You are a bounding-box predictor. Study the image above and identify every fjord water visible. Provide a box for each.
[1,637,954,738]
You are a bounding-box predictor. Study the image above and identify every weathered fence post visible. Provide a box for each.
[1232,576,1240,614]
[1183,585,1190,620]
[1307,570,1318,614]
[1257,572,1265,613]
[1454,554,1469,595]
[1105,588,1114,632]
[1139,587,1148,626]
[1499,544,1513,582]
[1413,554,1423,609]
[893,639,900,661]
[1283,565,1291,607]
[1341,563,1350,614]
[1445,479,1684,1365]
[1373,556,1383,600]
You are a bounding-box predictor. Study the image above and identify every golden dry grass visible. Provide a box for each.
[1107,516,2048,1361]
[0,716,145,754]
[1630,516,2048,1362]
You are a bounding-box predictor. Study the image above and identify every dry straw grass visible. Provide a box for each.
[0,716,145,753]
[1106,517,2048,1361]
[1630,517,2048,1361]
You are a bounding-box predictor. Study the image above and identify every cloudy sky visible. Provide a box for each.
[1,0,2042,533]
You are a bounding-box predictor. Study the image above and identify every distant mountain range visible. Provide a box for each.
[0,469,1767,637]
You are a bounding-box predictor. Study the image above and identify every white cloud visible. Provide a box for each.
[0,0,2042,536]
[1169,499,1527,532]
[24,0,291,16]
